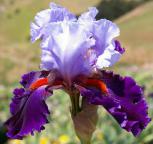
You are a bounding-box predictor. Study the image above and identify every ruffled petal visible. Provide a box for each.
[5,86,51,139]
[32,4,124,78]
[5,70,53,139]
[76,71,151,136]
[78,7,98,22]
[30,9,51,42]
[10,88,26,115]
[31,2,76,42]
[96,47,121,68]
[20,71,40,88]
[49,3,76,22]
[94,19,122,68]
[20,71,49,88]
[79,9,123,68]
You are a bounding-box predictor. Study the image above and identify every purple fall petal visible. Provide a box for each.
[20,71,49,88]
[5,86,51,139]
[5,70,52,139]
[20,71,40,88]
[10,88,26,115]
[77,71,151,136]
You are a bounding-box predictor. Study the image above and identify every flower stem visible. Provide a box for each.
[68,89,80,116]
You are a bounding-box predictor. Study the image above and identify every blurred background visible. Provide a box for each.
[0,0,153,143]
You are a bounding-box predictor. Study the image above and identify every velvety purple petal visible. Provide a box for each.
[5,86,51,139]
[20,71,49,88]
[77,71,151,136]
[114,40,125,54]
[20,71,40,88]
[10,88,26,115]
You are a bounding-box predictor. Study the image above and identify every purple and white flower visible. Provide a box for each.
[5,2,151,140]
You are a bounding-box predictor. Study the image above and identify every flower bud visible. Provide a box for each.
[72,98,98,144]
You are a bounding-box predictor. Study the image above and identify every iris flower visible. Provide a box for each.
[5,3,151,143]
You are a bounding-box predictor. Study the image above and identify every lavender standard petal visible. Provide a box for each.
[78,8,122,68]
[40,21,95,82]
[49,3,76,22]
[31,2,76,42]
[78,7,98,22]
[33,4,125,79]
[5,86,51,139]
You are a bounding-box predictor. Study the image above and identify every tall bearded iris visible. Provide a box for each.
[5,3,151,143]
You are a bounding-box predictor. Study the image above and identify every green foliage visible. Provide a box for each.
[0,124,8,144]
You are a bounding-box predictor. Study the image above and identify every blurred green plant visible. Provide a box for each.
[96,0,151,20]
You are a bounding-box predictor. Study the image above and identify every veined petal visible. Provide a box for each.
[79,12,123,68]
[49,3,76,21]
[94,19,122,68]
[32,4,124,78]
[96,45,121,68]
[78,7,98,22]
[79,8,123,68]
[5,86,51,139]
[40,21,95,82]
[96,40,125,68]
[77,71,151,136]
[30,9,51,42]
[31,2,76,42]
